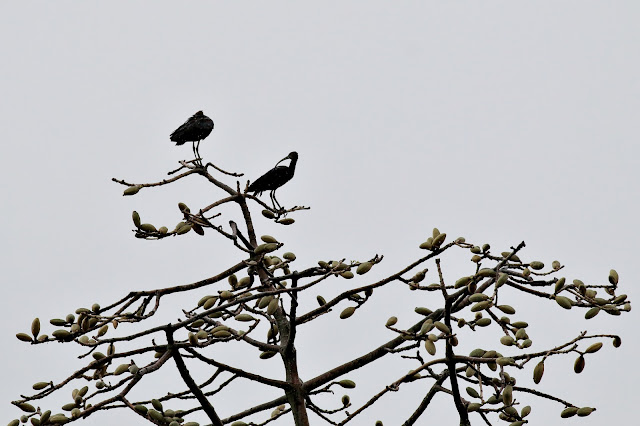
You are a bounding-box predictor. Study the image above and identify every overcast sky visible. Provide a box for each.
[1,2,638,425]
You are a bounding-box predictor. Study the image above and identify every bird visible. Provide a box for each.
[169,111,214,164]
[248,152,298,209]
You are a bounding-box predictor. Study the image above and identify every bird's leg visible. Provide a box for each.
[269,191,277,210]
[192,142,198,164]
[272,191,283,211]
[196,140,202,165]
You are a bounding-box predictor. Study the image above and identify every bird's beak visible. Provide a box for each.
[275,155,290,166]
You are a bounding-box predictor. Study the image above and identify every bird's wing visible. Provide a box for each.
[170,116,196,142]
[248,166,287,192]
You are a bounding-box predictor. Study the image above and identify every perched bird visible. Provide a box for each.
[248,152,298,209]
[169,111,214,164]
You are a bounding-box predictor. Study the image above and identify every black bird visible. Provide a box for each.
[169,111,214,164]
[248,152,298,209]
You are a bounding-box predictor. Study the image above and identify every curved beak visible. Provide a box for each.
[275,154,290,166]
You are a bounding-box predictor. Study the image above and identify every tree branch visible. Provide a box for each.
[437,258,470,426]
[166,328,223,426]
[184,347,288,389]
[402,371,448,425]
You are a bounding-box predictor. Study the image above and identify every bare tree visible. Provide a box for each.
[10,153,631,426]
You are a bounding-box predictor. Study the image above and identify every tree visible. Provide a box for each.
[10,153,631,426]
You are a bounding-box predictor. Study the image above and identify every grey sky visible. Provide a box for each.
[2,2,638,425]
